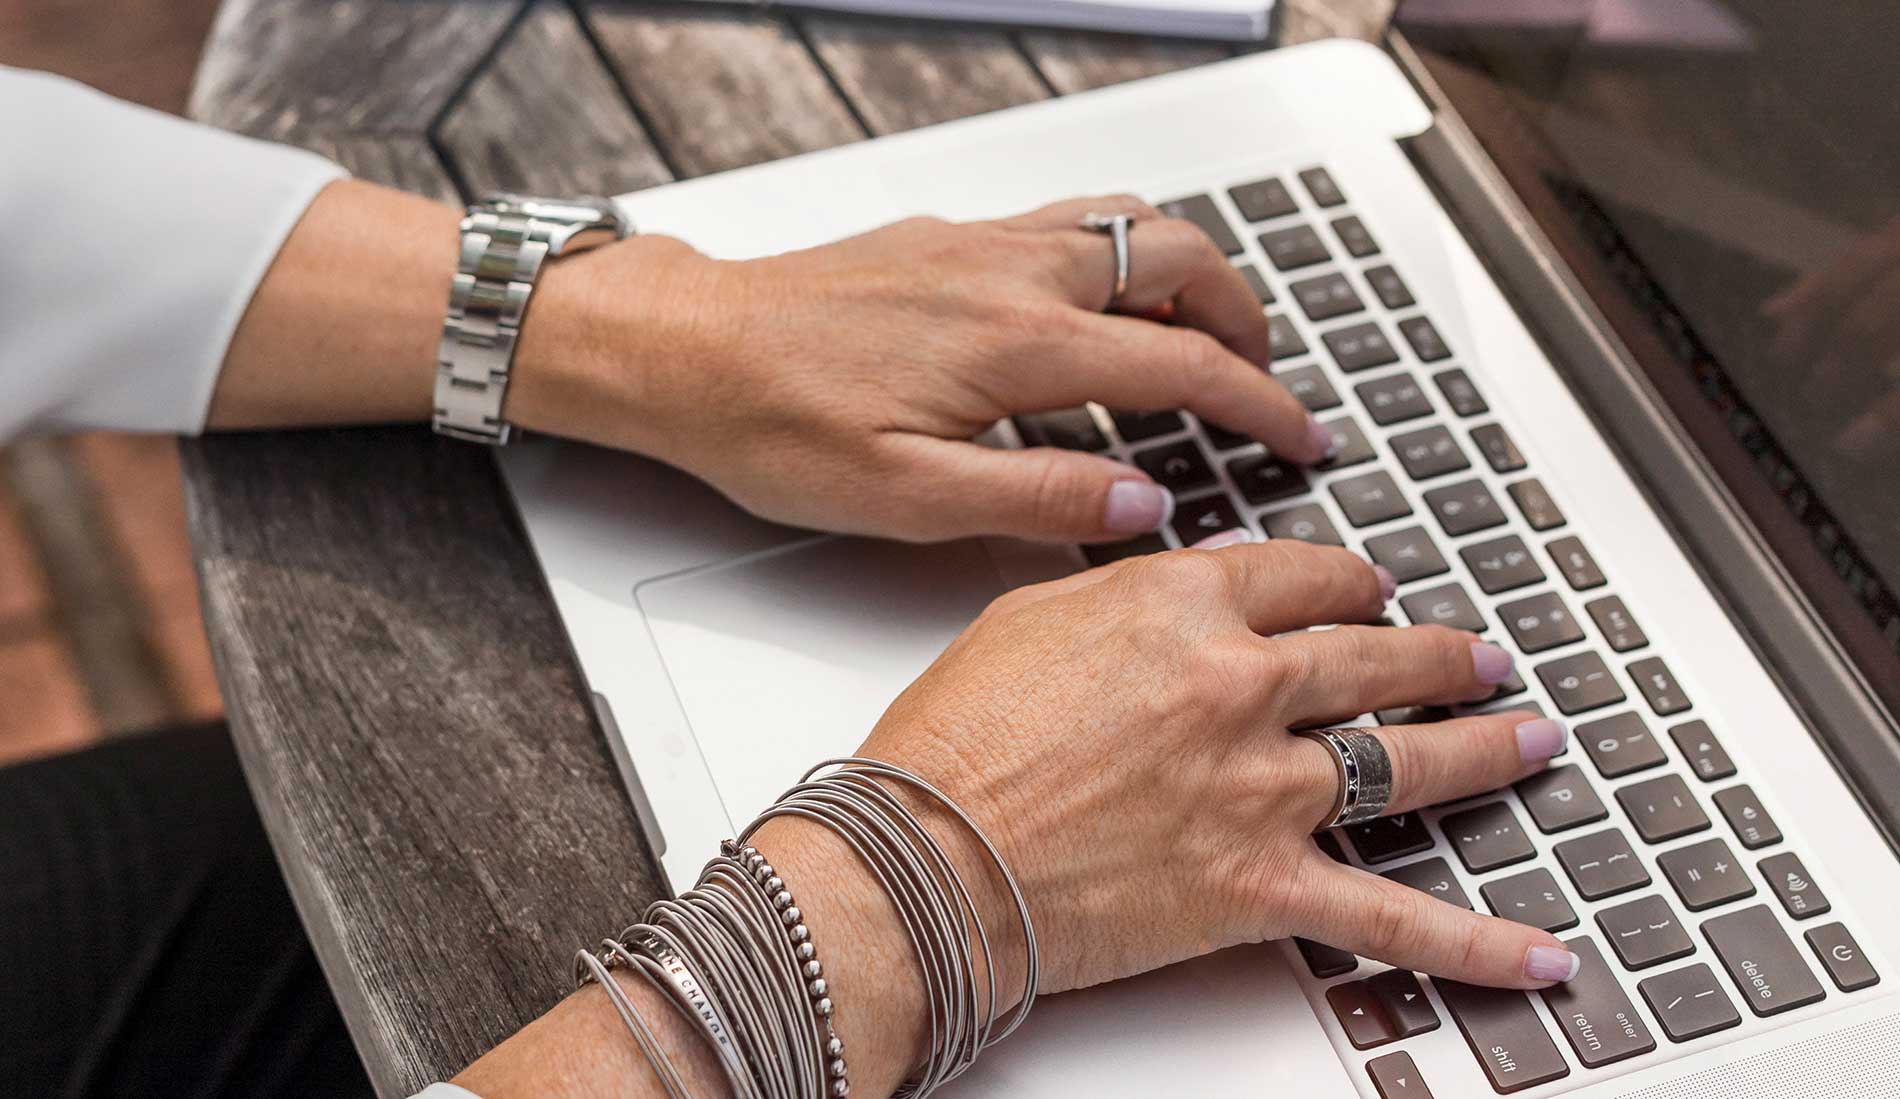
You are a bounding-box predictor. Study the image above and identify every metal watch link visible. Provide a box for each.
[433,193,632,445]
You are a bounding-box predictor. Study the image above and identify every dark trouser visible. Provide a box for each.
[1,724,374,1098]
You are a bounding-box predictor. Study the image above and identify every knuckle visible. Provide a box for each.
[1368,887,1429,958]
[1168,329,1226,394]
[1131,548,1230,599]
[1026,454,1091,529]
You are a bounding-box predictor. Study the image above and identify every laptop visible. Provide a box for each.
[497,3,1900,1095]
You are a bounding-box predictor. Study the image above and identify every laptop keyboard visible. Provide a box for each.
[1009,163,1882,1096]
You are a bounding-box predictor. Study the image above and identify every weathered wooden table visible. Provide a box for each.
[181,2,1388,1093]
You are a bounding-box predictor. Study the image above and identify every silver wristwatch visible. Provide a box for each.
[433,193,632,445]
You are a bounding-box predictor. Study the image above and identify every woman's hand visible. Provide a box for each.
[509,196,1333,544]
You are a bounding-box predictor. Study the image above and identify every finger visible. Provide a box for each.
[1004,310,1332,463]
[889,436,1178,544]
[1140,539,1393,634]
[981,528,1250,617]
[1284,711,1566,830]
[1292,857,1580,989]
[1276,625,1516,720]
[991,194,1161,233]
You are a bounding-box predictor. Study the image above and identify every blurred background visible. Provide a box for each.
[0,0,227,764]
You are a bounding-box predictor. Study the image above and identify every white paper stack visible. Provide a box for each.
[697,0,1277,41]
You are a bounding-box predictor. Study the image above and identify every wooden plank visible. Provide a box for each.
[799,15,1049,134]
[436,0,673,197]
[1017,31,1230,94]
[1277,0,1394,46]
[583,1,865,177]
[189,0,523,137]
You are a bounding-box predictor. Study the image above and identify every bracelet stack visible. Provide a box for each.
[574,758,1038,1099]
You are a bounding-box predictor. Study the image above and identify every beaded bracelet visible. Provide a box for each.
[726,840,852,1097]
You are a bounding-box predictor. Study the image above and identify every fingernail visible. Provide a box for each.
[1525,945,1582,983]
[1306,416,1340,463]
[1471,642,1515,686]
[1373,564,1397,602]
[1192,527,1252,550]
[1104,480,1174,533]
[1515,717,1567,763]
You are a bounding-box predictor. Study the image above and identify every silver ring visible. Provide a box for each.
[1079,212,1133,309]
[1298,727,1394,829]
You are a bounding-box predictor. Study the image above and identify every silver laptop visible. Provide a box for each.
[497,5,1900,1096]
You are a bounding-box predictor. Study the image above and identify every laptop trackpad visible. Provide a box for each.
[635,535,1008,828]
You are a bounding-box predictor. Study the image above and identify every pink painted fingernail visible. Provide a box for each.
[1525,945,1582,983]
[1471,642,1515,685]
[1515,718,1567,762]
[1192,527,1252,550]
[1306,416,1340,463]
[1104,480,1174,533]
[1373,565,1397,602]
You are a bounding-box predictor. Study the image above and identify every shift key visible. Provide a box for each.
[1539,938,1656,1067]
[1435,979,1569,1093]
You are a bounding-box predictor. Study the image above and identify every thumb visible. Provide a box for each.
[906,438,1176,544]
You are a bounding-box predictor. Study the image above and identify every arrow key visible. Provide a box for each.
[1369,969,1441,1037]
[1367,1051,1434,1099]
[1327,978,1396,1049]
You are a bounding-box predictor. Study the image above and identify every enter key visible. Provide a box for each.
[1539,937,1657,1067]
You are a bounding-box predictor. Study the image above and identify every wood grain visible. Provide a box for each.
[800,15,1049,133]
[1018,30,1231,93]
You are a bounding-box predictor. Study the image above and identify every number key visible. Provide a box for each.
[1460,534,1543,595]
[1160,194,1242,254]
[1536,652,1627,716]
[1364,525,1449,584]
[1276,364,1340,411]
[1577,712,1666,777]
[1391,425,1470,481]
[1422,479,1505,537]
[1500,591,1586,653]
[1259,223,1331,271]
[1330,470,1413,528]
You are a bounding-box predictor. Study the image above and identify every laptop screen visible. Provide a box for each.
[1391,0,1900,718]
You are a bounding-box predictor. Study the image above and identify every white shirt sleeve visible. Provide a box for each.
[409,1085,484,1099]
[0,67,346,441]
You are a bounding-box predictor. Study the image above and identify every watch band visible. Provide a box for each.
[434,195,629,446]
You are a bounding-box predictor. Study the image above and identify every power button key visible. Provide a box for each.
[1806,923,1879,992]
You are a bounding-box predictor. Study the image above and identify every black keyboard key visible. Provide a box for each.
[1258,223,1331,271]
[1499,591,1585,654]
[1227,453,1308,505]
[1228,177,1298,222]
[1658,838,1754,911]
[1638,963,1741,1041]
[1366,1052,1433,1099]
[1132,439,1215,493]
[1545,536,1604,591]
[1506,478,1564,530]
[1345,812,1434,864]
[1432,369,1488,417]
[1540,937,1656,1066]
[1377,703,1452,726]
[1668,720,1735,782]
[1383,856,1472,909]
[1400,582,1485,632]
[1315,416,1376,469]
[1267,313,1308,360]
[1236,263,1274,304]
[1514,765,1608,833]
[1585,596,1647,653]
[1577,711,1664,777]
[1537,652,1626,716]
[1466,423,1525,474]
[1483,868,1579,932]
[1397,315,1451,362]
[1364,264,1415,309]
[1461,535,1543,595]
[1316,830,1348,863]
[1760,852,1829,919]
[1369,969,1441,1037]
[1109,408,1185,442]
[1365,526,1449,584]
[1712,785,1780,849]
[1422,478,1504,536]
[1391,425,1470,482]
[1276,364,1340,411]
[1160,194,1242,255]
[1298,166,1345,207]
[1597,894,1695,970]
[1332,214,1380,257]
[1322,321,1400,372]
[1289,272,1365,321]
[1355,372,1434,426]
[1202,422,1252,451]
[1082,534,1166,566]
[1442,802,1535,873]
[1297,936,1358,979]
[1703,904,1826,1015]
[1014,408,1107,451]
[1331,470,1412,528]
[1434,981,1570,1094]
[1171,495,1242,544]
[1555,827,1650,900]
[1260,502,1343,546]
[1617,774,1710,843]
[1628,656,1691,716]
[1328,978,1395,1049]
[1805,923,1879,991]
